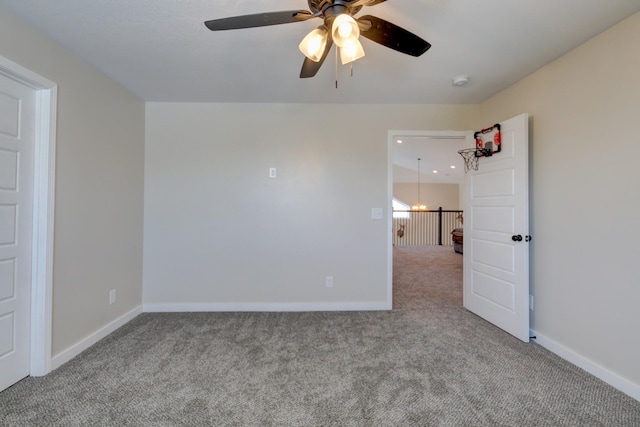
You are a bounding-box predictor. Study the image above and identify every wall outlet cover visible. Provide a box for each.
[325,276,334,288]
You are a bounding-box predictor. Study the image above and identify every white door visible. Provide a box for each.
[0,74,36,391]
[463,113,530,342]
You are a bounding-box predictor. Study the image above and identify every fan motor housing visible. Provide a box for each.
[308,0,363,16]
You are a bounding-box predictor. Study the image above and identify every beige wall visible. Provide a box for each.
[393,183,460,210]
[0,6,145,356]
[143,103,477,308]
[480,12,640,387]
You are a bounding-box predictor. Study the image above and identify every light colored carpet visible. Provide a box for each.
[1,246,638,426]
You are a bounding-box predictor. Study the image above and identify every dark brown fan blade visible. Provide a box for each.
[358,15,431,57]
[205,10,314,31]
[300,39,334,78]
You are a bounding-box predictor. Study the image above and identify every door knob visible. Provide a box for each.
[512,234,523,242]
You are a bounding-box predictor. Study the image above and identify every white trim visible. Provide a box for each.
[51,306,143,371]
[533,330,640,401]
[0,55,57,377]
[144,302,391,313]
[386,132,394,307]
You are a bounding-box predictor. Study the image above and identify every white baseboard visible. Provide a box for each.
[143,301,391,313]
[51,305,142,371]
[532,330,640,401]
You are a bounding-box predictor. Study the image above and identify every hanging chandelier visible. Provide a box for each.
[411,157,428,211]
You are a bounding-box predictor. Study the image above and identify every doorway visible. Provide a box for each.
[387,130,473,309]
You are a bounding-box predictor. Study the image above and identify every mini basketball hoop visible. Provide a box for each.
[458,148,492,172]
[458,123,502,173]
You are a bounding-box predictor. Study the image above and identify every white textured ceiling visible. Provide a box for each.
[2,0,639,104]
[393,137,467,184]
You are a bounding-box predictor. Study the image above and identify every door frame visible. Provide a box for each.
[387,130,473,306]
[0,55,57,376]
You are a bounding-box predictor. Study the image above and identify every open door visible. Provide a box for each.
[463,114,530,342]
[0,71,35,391]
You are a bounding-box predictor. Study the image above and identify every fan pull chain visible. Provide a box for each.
[350,63,353,77]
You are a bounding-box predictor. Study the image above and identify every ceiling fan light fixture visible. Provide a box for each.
[332,14,360,48]
[340,39,365,64]
[299,26,329,62]
[204,3,432,80]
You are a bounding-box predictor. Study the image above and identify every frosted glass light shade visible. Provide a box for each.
[340,39,365,64]
[332,14,359,48]
[299,27,329,62]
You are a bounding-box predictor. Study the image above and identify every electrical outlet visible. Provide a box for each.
[269,168,277,178]
[529,295,534,310]
[109,289,117,305]
[325,276,334,288]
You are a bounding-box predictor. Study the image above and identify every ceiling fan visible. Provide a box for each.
[204,0,431,78]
